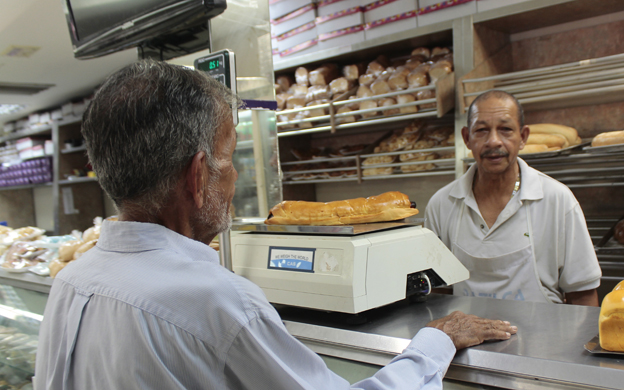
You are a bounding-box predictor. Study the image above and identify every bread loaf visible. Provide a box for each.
[388,67,410,90]
[357,85,373,99]
[519,144,549,154]
[265,191,419,225]
[591,130,624,147]
[309,64,339,86]
[49,259,73,278]
[336,107,356,123]
[343,63,366,81]
[329,77,354,95]
[366,61,385,77]
[306,85,332,102]
[289,84,308,97]
[276,93,292,110]
[358,73,376,86]
[407,71,429,89]
[416,89,436,109]
[528,124,580,146]
[295,67,310,86]
[363,167,394,177]
[428,60,452,83]
[73,239,97,260]
[527,133,568,148]
[359,100,378,118]
[397,94,418,114]
[286,96,306,109]
[379,98,400,116]
[276,75,295,93]
[371,77,391,95]
[599,280,624,351]
[431,47,451,56]
[411,47,431,58]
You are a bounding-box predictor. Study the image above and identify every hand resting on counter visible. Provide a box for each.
[426,311,517,350]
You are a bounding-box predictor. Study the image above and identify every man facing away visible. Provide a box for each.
[35,61,516,390]
[426,90,601,306]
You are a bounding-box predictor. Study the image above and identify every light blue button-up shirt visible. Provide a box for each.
[35,221,455,389]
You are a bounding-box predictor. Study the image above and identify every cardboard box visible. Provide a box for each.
[316,7,364,35]
[317,0,365,17]
[318,25,365,51]
[418,0,476,27]
[28,113,40,126]
[45,140,54,156]
[51,109,63,121]
[364,0,417,23]
[280,38,320,58]
[271,4,316,37]
[365,11,417,40]
[477,0,530,12]
[39,112,51,124]
[15,137,45,151]
[269,0,313,20]
[276,22,318,52]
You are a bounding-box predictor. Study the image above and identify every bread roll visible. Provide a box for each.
[336,107,356,123]
[388,67,410,90]
[519,144,548,154]
[265,191,419,225]
[411,47,431,58]
[73,239,97,260]
[397,94,418,114]
[329,77,354,95]
[286,96,306,109]
[416,89,436,109]
[58,240,84,262]
[363,167,394,177]
[82,226,100,242]
[431,47,451,56]
[306,85,332,102]
[357,85,373,99]
[289,84,308,97]
[404,56,425,70]
[528,124,579,146]
[343,63,366,81]
[599,280,624,351]
[276,93,292,110]
[527,133,568,148]
[276,75,295,93]
[359,100,378,118]
[592,130,624,147]
[366,61,385,78]
[309,64,339,86]
[295,67,310,86]
[428,60,453,83]
[407,71,429,89]
[362,155,395,165]
[359,73,376,86]
[371,78,391,96]
[379,98,400,116]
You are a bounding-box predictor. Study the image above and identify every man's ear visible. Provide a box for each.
[519,125,530,150]
[461,126,470,148]
[186,151,207,209]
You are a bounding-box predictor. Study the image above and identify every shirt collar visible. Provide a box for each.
[449,157,544,201]
[97,220,220,264]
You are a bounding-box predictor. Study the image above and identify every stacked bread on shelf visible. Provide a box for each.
[523,123,582,154]
[275,45,454,129]
[284,146,360,181]
[362,120,454,177]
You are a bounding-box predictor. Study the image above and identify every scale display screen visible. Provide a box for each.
[268,246,315,273]
[194,49,237,125]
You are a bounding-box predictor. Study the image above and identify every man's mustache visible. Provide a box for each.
[480,149,509,158]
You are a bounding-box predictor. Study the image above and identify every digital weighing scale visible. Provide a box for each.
[230,222,469,314]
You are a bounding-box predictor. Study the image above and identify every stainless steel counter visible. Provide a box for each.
[277,294,624,390]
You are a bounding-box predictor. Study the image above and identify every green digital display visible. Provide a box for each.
[208,59,220,70]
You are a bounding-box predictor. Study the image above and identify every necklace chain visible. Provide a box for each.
[511,171,521,199]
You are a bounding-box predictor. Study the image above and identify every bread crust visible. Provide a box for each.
[528,124,580,146]
[591,130,624,147]
[265,191,419,226]
[599,283,624,351]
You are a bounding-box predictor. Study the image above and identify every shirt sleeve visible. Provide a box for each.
[559,203,602,292]
[224,314,455,390]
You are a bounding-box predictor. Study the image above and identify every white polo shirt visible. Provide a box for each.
[425,158,601,303]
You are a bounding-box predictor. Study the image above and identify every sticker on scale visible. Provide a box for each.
[268,247,315,272]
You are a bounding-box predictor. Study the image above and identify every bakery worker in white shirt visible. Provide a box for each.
[425,90,601,306]
[35,61,517,390]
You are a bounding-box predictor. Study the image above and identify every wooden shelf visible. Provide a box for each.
[0,126,52,143]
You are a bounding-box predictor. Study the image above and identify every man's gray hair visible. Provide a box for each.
[82,60,239,216]
[467,90,524,128]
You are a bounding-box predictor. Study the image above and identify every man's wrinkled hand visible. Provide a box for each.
[426,311,517,350]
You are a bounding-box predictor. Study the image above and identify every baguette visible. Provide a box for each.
[591,130,624,147]
[526,133,568,148]
[528,124,579,146]
[264,191,419,226]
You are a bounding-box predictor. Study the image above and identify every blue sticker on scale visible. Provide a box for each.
[268,246,315,272]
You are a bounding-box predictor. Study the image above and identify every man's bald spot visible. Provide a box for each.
[467,90,524,129]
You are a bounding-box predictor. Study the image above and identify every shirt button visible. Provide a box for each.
[480,224,485,229]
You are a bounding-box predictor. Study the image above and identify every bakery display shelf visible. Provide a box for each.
[0,126,52,144]
[460,52,624,112]
[0,183,52,192]
[58,176,97,185]
[56,115,82,127]
[0,269,51,294]
[277,73,455,138]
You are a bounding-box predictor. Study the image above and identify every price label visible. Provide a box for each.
[268,247,315,273]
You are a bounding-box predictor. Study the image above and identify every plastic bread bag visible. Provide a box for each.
[27,235,81,276]
[1,242,49,271]
[0,226,45,246]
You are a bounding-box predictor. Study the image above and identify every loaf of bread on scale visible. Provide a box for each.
[265,191,419,226]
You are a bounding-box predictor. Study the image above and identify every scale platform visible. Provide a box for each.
[231,218,426,236]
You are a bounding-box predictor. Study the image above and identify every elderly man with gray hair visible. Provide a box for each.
[35,60,515,390]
